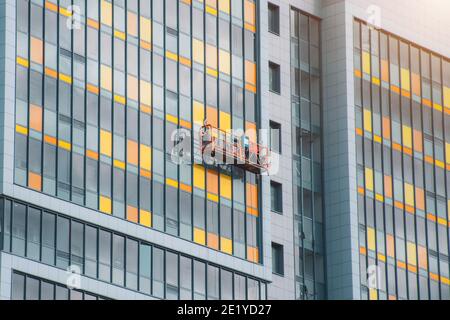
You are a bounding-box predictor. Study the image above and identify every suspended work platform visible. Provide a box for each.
[199,123,270,175]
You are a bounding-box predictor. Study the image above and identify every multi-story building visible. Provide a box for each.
[0,0,448,300]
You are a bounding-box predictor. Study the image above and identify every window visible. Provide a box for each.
[126,239,138,291]
[268,3,280,35]
[112,235,125,286]
[272,243,284,276]
[269,62,281,94]
[270,121,282,153]
[271,181,283,213]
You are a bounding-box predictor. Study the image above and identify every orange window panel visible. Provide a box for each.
[100,64,112,91]
[247,246,259,263]
[206,0,217,8]
[386,234,395,257]
[244,0,256,27]
[206,44,217,70]
[28,172,42,191]
[29,104,42,132]
[415,187,425,211]
[206,106,218,127]
[246,183,258,209]
[207,233,219,250]
[218,0,230,13]
[245,60,256,86]
[382,116,391,139]
[127,75,138,101]
[207,169,219,195]
[381,59,389,82]
[219,49,231,75]
[413,129,423,153]
[127,205,139,223]
[30,37,43,65]
[127,140,139,166]
[411,73,421,96]
[246,122,257,143]
[418,246,428,270]
[127,11,138,37]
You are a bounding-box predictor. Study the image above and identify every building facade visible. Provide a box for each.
[0,0,449,300]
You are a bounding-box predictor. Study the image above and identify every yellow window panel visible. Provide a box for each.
[140,144,152,171]
[58,140,71,151]
[166,178,179,189]
[367,227,376,251]
[193,165,205,190]
[140,17,152,43]
[193,100,205,125]
[193,39,204,64]
[400,68,410,91]
[140,80,152,106]
[140,210,152,228]
[369,289,378,301]
[16,57,29,68]
[365,168,374,191]
[101,0,112,27]
[446,143,450,164]
[100,130,112,157]
[194,228,206,245]
[208,193,219,203]
[100,64,112,91]
[448,200,450,220]
[113,160,125,170]
[220,237,233,255]
[404,183,415,207]
[166,51,178,62]
[407,242,417,266]
[114,94,126,105]
[99,196,112,214]
[219,111,231,131]
[362,51,371,75]
[444,86,450,108]
[363,109,372,133]
[218,0,230,14]
[402,125,412,149]
[220,174,232,199]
